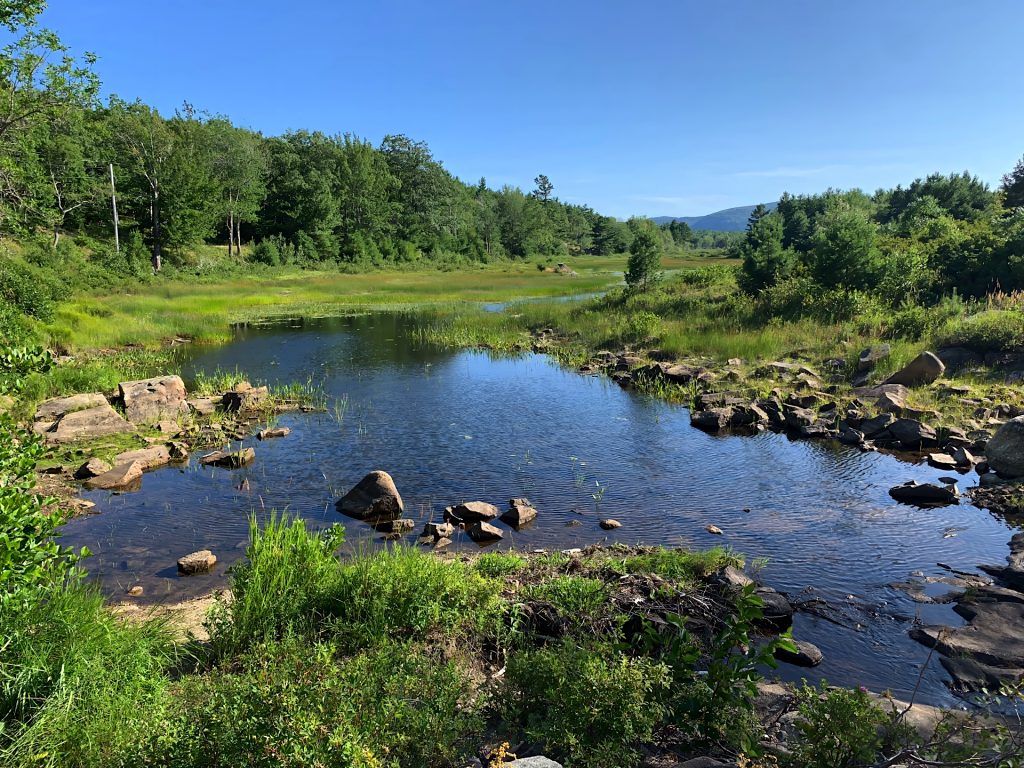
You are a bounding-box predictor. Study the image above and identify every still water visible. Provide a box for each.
[60,313,1017,704]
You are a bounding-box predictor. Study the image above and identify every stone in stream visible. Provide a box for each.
[501,497,538,527]
[754,587,794,631]
[466,521,503,543]
[423,521,455,540]
[336,470,404,520]
[382,518,415,534]
[187,396,221,416]
[599,518,621,530]
[886,418,937,449]
[45,403,135,444]
[859,412,895,438]
[257,426,291,440]
[705,524,724,535]
[444,501,499,524]
[774,639,824,667]
[888,481,959,507]
[118,375,189,424]
[223,385,269,412]
[691,407,734,432]
[953,446,977,466]
[983,415,1024,478]
[126,585,144,597]
[176,549,217,575]
[883,351,945,387]
[83,460,144,492]
[433,536,453,550]
[74,457,111,479]
[200,447,256,469]
[113,445,172,471]
[927,453,958,470]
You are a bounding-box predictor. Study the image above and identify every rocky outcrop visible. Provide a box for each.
[83,460,144,491]
[336,470,404,520]
[882,351,945,387]
[118,375,189,424]
[177,549,217,575]
[445,501,499,524]
[501,498,538,527]
[888,481,959,507]
[984,416,1024,478]
[113,445,172,471]
[34,392,108,422]
[42,403,135,444]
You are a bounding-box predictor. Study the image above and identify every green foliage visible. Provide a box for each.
[939,309,1024,352]
[809,204,883,291]
[0,257,58,320]
[474,551,527,578]
[0,344,51,394]
[251,236,282,266]
[626,310,661,342]
[524,576,609,630]
[617,547,741,584]
[678,263,736,288]
[502,641,670,768]
[1004,154,1024,209]
[625,219,662,293]
[787,681,886,768]
[738,212,794,293]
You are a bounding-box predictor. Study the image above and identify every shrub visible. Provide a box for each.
[502,641,670,768]
[626,310,661,342]
[787,681,886,768]
[938,309,1024,352]
[0,258,57,320]
[251,237,281,266]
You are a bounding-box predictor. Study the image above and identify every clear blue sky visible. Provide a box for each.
[31,0,1024,218]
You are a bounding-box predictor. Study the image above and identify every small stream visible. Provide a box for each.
[59,312,1018,705]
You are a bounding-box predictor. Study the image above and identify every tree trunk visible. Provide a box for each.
[53,225,60,248]
[235,219,241,256]
[152,186,162,272]
[227,208,234,255]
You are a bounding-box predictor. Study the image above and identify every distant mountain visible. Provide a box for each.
[651,202,778,232]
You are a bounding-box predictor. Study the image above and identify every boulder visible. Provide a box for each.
[883,351,945,387]
[691,407,734,432]
[336,470,404,520]
[34,392,108,422]
[927,453,957,470]
[857,344,890,372]
[887,418,937,448]
[257,426,291,440]
[176,549,217,575]
[860,412,896,438]
[951,446,976,466]
[466,521,503,542]
[445,501,499,524]
[83,460,144,491]
[599,518,622,530]
[200,447,256,469]
[423,521,455,540]
[888,481,959,507]
[774,639,824,667]
[984,416,1024,478]
[382,519,415,534]
[118,375,189,424]
[113,445,172,471]
[46,403,135,444]
[783,405,816,429]
[754,587,794,630]
[507,759,564,768]
[501,498,538,527]
[705,524,724,535]
[74,457,111,479]
[715,565,754,589]
[223,385,269,412]
[187,396,221,416]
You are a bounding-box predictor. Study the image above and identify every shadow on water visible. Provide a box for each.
[60,312,1016,705]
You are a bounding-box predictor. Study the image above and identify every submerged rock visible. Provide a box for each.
[466,521,503,542]
[257,426,291,440]
[336,470,404,520]
[445,501,499,524]
[200,447,256,469]
[888,481,959,507]
[177,549,217,575]
[83,460,144,492]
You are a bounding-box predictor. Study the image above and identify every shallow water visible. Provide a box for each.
[60,313,1018,705]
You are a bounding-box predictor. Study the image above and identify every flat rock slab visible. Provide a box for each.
[47,403,135,444]
[200,447,255,469]
[889,481,958,507]
[912,599,1024,670]
[35,392,108,421]
[187,396,221,416]
[83,460,144,491]
[74,457,111,479]
[445,501,499,524]
[114,445,172,471]
[119,376,189,424]
[336,470,404,520]
[257,426,290,439]
[177,549,217,575]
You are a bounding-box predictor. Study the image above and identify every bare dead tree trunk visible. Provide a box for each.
[151,185,162,272]
[235,219,242,256]
[227,207,234,256]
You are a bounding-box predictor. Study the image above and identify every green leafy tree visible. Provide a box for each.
[625,218,661,293]
[208,119,267,256]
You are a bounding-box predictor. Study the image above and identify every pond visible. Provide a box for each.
[60,312,1017,705]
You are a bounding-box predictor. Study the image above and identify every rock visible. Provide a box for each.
[984,416,1024,478]
[176,549,217,575]
[199,447,256,469]
[883,351,945,387]
[466,521,503,542]
[83,461,144,491]
[859,412,895,438]
[126,585,144,597]
[935,346,984,372]
[501,498,538,527]
[383,519,415,533]
[952,446,976,466]
[927,453,957,470]
[187,396,221,416]
[887,418,937,448]
[423,521,455,539]
[755,587,794,630]
[74,457,112,479]
[507,759,564,768]
[940,656,1024,692]
[336,470,404,520]
[46,403,135,444]
[661,363,702,383]
[715,565,753,589]
[783,405,816,429]
[888,481,959,507]
[118,375,189,424]
[433,537,452,549]
[705,524,723,535]
[445,501,499,524]
[599,518,621,530]
[838,426,865,445]
[113,445,172,471]
[857,344,890,372]
[774,639,824,667]
[68,498,96,513]
[155,420,181,435]
[168,441,190,461]
[34,392,108,422]
[222,385,269,412]
[691,407,734,432]
[911,599,1024,679]
[257,426,291,440]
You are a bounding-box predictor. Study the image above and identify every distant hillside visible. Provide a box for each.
[651,202,777,232]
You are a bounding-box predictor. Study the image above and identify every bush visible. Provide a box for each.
[679,263,737,289]
[938,309,1024,352]
[502,641,670,768]
[787,681,887,768]
[0,258,57,320]
[251,237,282,266]
[626,310,661,342]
